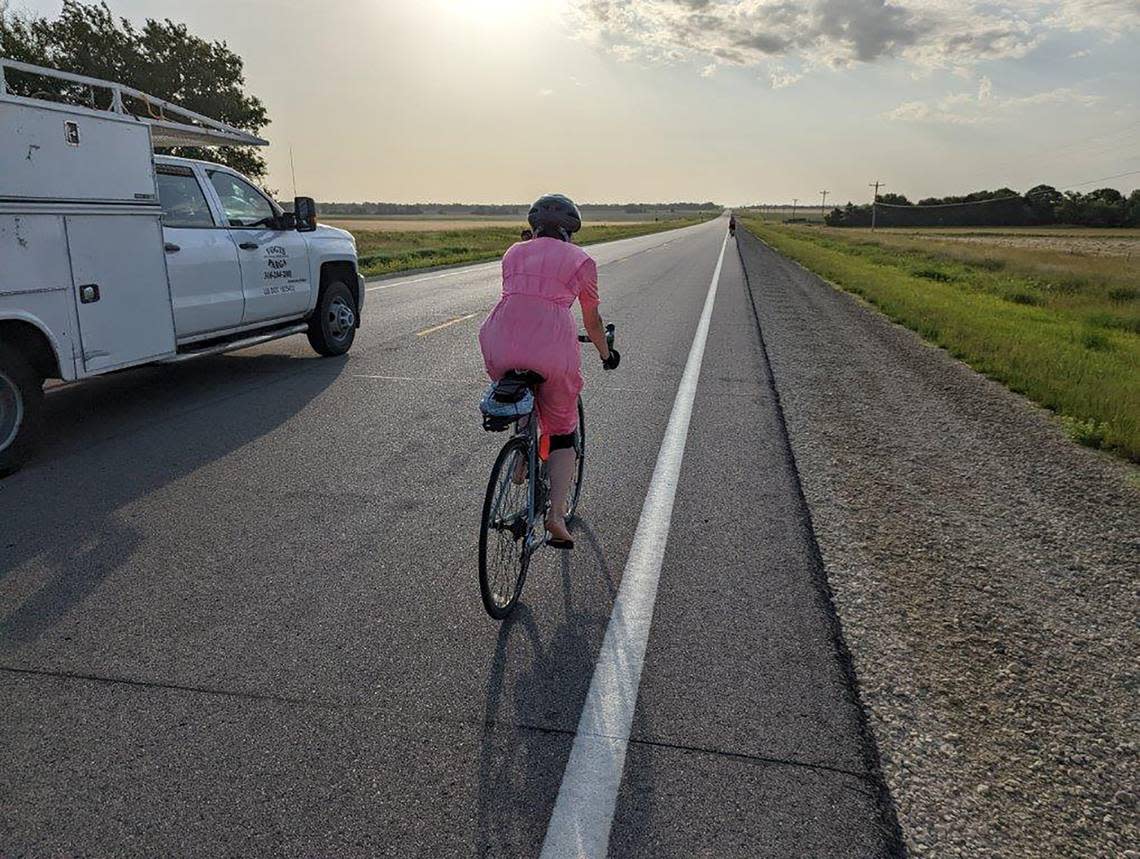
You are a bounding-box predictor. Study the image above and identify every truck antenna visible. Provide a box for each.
[289,145,298,198]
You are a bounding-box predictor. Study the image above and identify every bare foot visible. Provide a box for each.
[545,516,573,543]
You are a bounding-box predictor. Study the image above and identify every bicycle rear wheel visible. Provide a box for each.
[479,436,533,619]
[565,396,586,522]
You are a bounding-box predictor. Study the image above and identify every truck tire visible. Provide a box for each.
[0,343,44,476]
[307,279,357,357]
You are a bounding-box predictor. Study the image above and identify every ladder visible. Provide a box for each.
[0,57,268,148]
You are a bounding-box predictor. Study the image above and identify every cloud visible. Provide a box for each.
[568,1,1136,74]
[768,65,805,88]
[884,78,1105,124]
[1043,0,1140,31]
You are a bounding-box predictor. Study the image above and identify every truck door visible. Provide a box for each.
[65,215,176,373]
[205,170,311,325]
[156,165,245,339]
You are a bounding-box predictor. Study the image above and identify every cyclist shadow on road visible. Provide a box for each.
[476,514,624,855]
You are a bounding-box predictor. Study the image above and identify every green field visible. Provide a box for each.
[740,217,1140,461]
[349,215,718,277]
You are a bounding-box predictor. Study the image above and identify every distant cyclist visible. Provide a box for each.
[729,213,737,236]
[478,194,619,548]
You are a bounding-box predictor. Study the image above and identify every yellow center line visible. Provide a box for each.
[415,312,479,337]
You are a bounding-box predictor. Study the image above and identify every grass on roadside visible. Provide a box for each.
[740,217,1140,461]
[349,216,717,277]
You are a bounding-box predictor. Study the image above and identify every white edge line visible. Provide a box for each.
[539,229,730,859]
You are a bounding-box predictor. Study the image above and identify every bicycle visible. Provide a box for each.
[477,324,615,619]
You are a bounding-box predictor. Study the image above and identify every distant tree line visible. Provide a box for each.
[318,202,720,216]
[824,185,1140,228]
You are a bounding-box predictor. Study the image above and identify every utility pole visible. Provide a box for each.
[791,198,798,220]
[869,180,885,231]
[819,189,829,220]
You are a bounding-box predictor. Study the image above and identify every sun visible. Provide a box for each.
[441,0,542,28]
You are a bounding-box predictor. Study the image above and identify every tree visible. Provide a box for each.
[1127,190,1140,228]
[0,0,268,178]
[878,193,911,206]
[1087,187,1124,204]
[1024,184,1063,223]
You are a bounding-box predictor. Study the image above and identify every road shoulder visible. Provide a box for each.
[606,235,902,857]
[737,228,1140,857]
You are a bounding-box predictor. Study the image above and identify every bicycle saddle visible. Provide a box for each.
[492,370,545,403]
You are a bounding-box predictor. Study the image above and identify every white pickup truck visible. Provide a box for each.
[0,60,365,473]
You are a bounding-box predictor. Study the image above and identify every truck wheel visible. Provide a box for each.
[0,343,44,476]
[307,280,358,357]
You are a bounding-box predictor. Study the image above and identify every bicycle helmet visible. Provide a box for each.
[527,193,582,241]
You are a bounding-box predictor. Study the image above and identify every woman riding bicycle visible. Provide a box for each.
[478,194,618,549]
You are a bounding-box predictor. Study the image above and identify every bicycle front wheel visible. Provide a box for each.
[565,396,586,522]
[479,436,532,619]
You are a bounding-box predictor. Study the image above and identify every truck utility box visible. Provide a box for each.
[0,59,366,474]
[1,99,177,374]
[1,100,158,203]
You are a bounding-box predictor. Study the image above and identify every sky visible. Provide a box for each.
[10,0,1140,205]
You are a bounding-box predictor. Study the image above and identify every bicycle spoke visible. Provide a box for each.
[480,441,533,615]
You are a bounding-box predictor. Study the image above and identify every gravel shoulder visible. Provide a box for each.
[737,228,1140,857]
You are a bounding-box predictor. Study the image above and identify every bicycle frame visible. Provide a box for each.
[518,414,547,555]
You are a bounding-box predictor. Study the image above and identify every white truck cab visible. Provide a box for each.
[0,59,366,473]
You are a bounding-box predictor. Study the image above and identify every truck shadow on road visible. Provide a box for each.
[0,352,346,649]
[475,516,658,855]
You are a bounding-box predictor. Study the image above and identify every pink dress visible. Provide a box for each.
[478,237,600,436]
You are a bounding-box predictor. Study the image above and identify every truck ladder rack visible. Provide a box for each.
[0,58,268,148]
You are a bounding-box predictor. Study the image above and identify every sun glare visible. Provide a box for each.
[441,0,542,29]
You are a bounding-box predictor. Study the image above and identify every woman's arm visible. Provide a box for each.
[582,305,610,361]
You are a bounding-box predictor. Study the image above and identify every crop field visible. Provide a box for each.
[348,214,717,278]
[842,226,1140,259]
[326,217,658,232]
[740,217,1140,460]
[737,206,829,223]
[325,209,712,232]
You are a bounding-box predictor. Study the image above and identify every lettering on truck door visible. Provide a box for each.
[206,170,310,325]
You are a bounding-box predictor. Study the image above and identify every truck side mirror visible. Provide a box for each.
[294,196,317,232]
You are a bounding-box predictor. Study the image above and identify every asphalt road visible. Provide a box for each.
[1,216,902,856]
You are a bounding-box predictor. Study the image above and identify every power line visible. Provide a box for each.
[1060,168,1140,190]
[875,195,1022,209]
[982,119,1140,176]
[819,189,829,218]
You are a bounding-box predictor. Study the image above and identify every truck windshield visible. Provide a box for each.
[208,171,276,228]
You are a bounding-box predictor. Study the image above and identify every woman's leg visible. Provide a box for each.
[535,373,582,544]
[545,444,576,542]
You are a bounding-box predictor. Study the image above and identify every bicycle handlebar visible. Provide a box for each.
[578,323,616,347]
